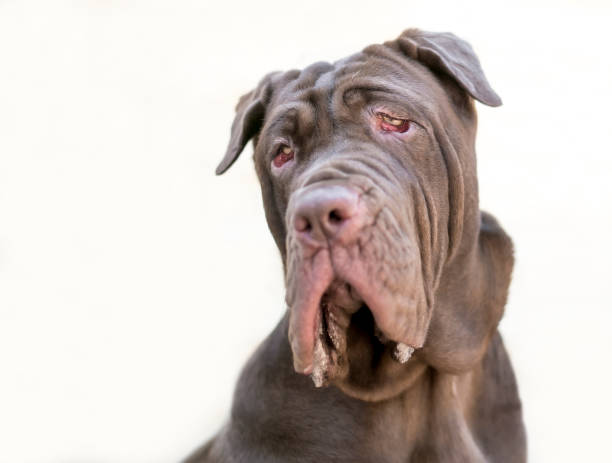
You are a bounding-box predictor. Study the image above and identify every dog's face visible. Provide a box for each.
[217,29,505,392]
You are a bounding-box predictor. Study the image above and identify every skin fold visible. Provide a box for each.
[185,29,527,462]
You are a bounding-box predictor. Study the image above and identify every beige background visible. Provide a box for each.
[1,1,611,461]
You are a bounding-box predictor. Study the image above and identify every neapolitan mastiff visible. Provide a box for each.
[186,28,527,462]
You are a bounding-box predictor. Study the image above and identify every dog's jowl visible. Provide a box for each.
[186,29,527,463]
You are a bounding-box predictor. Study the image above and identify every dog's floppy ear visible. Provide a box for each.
[393,29,502,107]
[216,72,279,175]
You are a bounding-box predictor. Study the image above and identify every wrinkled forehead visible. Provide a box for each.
[267,49,445,124]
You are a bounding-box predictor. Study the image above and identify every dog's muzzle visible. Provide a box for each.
[285,181,421,386]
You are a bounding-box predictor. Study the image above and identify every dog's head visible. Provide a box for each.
[217,29,513,399]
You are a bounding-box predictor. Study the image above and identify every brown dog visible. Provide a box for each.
[186,29,526,462]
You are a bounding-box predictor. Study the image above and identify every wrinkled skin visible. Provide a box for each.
[185,29,527,462]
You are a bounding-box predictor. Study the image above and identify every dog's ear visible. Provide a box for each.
[393,29,502,107]
[216,72,279,175]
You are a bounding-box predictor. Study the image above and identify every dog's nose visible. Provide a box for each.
[292,185,361,245]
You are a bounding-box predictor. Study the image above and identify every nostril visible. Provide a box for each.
[295,215,311,233]
[292,185,360,244]
[328,209,344,224]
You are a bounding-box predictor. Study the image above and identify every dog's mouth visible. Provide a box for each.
[291,274,416,388]
[286,202,429,387]
[309,280,358,387]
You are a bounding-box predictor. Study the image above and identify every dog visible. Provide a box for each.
[186,28,527,462]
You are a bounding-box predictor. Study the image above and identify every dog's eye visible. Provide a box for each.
[376,112,411,133]
[273,145,294,168]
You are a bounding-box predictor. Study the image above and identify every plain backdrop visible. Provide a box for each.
[1,1,611,462]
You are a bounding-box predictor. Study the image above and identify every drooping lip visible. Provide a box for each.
[287,248,334,375]
[330,242,427,349]
[287,242,424,383]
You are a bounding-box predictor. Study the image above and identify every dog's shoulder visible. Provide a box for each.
[220,315,392,462]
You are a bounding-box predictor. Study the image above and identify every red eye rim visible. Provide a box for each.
[376,112,411,133]
[272,145,295,168]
